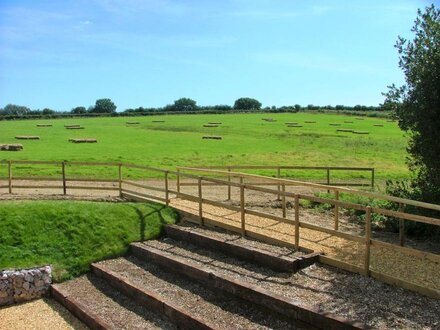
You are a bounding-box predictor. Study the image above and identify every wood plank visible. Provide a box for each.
[245,208,294,225]
[121,189,166,202]
[371,239,440,263]
[369,271,440,299]
[66,186,118,191]
[299,221,365,243]
[371,207,440,225]
[319,255,365,275]
[121,180,165,192]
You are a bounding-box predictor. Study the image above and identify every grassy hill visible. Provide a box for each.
[0,200,177,281]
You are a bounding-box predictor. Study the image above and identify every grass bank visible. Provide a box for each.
[0,200,178,281]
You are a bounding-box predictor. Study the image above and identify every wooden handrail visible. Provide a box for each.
[177,166,440,212]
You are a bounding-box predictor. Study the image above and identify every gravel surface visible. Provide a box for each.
[98,256,303,330]
[177,221,304,258]
[56,274,176,330]
[170,198,440,289]
[140,237,440,330]
[0,298,88,330]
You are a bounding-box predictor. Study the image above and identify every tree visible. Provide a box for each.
[173,98,198,111]
[233,98,262,110]
[2,104,31,116]
[71,106,87,114]
[41,108,55,115]
[384,5,440,204]
[91,98,117,113]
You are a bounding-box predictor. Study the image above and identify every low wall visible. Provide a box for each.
[0,266,52,306]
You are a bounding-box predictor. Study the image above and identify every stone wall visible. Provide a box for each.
[0,266,52,306]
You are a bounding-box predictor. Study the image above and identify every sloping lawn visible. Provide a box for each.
[0,200,178,281]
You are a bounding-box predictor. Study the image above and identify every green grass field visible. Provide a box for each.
[0,200,177,281]
[0,113,408,182]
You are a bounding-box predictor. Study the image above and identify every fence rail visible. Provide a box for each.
[1,159,439,298]
[177,165,375,188]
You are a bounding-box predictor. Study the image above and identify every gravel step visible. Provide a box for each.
[130,242,365,330]
[94,256,303,330]
[165,223,320,272]
[52,274,176,329]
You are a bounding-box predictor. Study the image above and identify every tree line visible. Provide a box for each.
[1,97,385,119]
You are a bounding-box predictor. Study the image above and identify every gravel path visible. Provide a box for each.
[55,274,176,329]
[140,236,440,330]
[0,298,88,330]
[98,256,303,330]
[170,198,440,290]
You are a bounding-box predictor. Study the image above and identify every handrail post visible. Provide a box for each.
[334,191,339,230]
[277,167,281,200]
[294,194,300,250]
[62,161,67,195]
[8,160,12,194]
[399,203,405,246]
[176,169,181,194]
[364,206,372,276]
[240,182,245,236]
[227,167,231,200]
[198,177,203,225]
[282,183,286,218]
[326,168,330,193]
[164,171,169,206]
[118,163,122,197]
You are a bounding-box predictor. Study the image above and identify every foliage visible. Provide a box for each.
[0,201,178,281]
[0,104,31,116]
[384,5,440,205]
[172,97,198,111]
[233,97,262,110]
[91,98,117,113]
[71,106,87,114]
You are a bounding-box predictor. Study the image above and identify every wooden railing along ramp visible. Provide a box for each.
[1,160,439,299]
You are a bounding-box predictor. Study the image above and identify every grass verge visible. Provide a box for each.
[0,200,178,281]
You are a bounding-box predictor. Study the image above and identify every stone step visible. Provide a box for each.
[130,241,366,330]
[92,256,301,330]
[52,274,176,330]
[164,223,320,272]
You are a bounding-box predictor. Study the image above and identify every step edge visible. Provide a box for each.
[51,284,114,330]
[91,262,216,330]
[130,242,369,330]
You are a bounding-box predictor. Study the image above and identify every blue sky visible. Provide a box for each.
[0,0,432,111]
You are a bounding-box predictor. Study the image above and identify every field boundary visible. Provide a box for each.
[1,159,439,298]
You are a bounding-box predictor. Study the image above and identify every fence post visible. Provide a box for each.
[364,206,372,276]
[164,171,169,206]
[334,191,339,230]
[399,203,405,246]
[198,177,203,225]
[240,183,245,236]
[277,167,281,200]
[176,169,181,194]
[227,167,231,200]
[294,194,300,250]
[8,160,12,194]
[62,161,67,195]
[118,163,122,197]
[326,168,330,185]
[371,168,375,190]
[282,184,286,218]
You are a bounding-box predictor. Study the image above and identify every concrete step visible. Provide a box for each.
[130,240,366,330]
[164,224,320,272]
[92,256,301,330]
[52,274,176,330]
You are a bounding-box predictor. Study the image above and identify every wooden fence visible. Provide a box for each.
[1,160,439,298]
[177,165,376,188]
